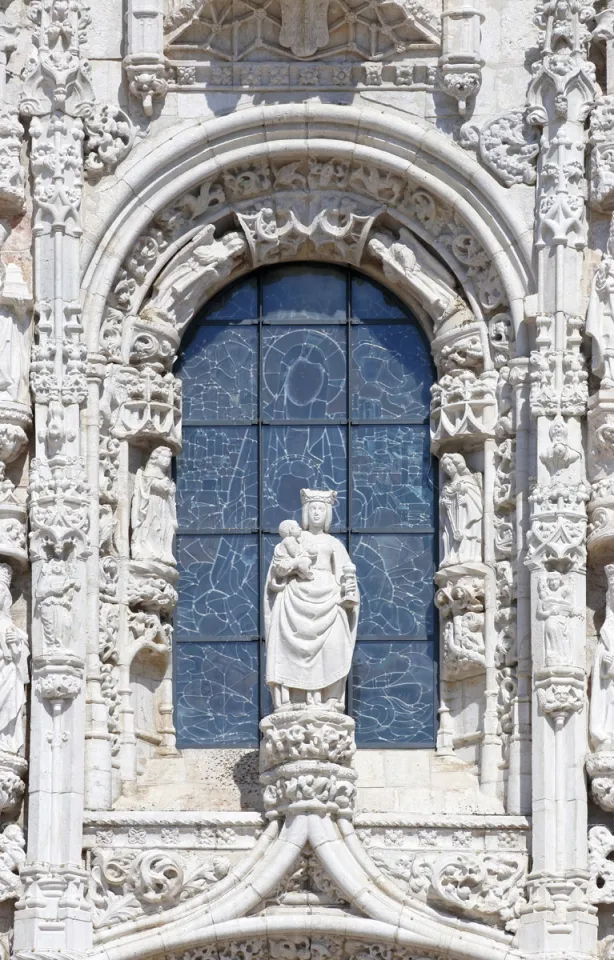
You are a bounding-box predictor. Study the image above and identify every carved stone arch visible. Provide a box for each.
[81,103,534,354]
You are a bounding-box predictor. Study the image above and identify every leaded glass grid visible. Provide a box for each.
[174,263,438,749]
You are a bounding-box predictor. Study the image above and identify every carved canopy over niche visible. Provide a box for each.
[165,0,441,60]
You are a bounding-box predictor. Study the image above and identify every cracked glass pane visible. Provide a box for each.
[351,323,433,420]
[176,426,258,531]
[180,324,258,422]
[261,325,347,422]
[351,534,436,638]
[351,274,407,320]
[175,640,259,747]
[262,425,347,531]
[352,640,436,745]
[175,535,259,639]
[262,264,346,320]
[351,425,435,530]
[198,275,258,322]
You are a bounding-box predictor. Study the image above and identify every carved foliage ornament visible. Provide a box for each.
[89,849,230,928]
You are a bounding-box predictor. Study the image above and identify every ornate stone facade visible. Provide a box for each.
[0,3,612,960]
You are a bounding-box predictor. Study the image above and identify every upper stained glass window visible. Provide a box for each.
[174,263,437,748]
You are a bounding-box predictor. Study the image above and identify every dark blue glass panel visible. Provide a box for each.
[351,534,436,637]
[261,326,347,421]
[176,427,258,531]
[175,535,258,638]
[262,426,347,530]
[351,425,434,530]
[179,325,257,423]
[351,324,433,420]
[352,641,435,745]
[262,264,346,320]
[199,275,258,321]
[175,641,259,747]
[351,275,407,320]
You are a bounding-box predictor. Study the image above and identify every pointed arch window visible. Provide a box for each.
[173,263,437,748]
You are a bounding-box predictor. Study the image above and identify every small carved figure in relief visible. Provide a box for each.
[440,454,483,567]
[265,490,359,712]
[0,300,30,404]
[587,222,614,388]
[131,446,177,567]
[0,565,27,756]
[147,226,247,327]
[590,564,614,750]
[276,519,318,581]
[37,558,80,650]
[0,824,24,900]
[536,572,581,667]
[540,415,581,474]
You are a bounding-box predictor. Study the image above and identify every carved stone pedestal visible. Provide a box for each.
[260,709,357,820]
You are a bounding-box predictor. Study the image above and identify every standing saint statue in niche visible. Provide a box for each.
[440,453,483,566]
[0,564,27,755]
[131,446,177,566]
[264,490,359,712]
[590,563,614,750]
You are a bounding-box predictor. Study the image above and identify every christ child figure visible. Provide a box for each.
[276,519,318,580]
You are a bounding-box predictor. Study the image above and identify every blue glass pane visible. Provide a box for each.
[262,264,346,320]
[199,276,258,321]
[351,534,435,637]
[175,641,259,747]
[179,325,257,422]
[261,326,347,421]
[352,641,435,745]
[351,275,407,320]
[262,426,347,530]
[175,535,258,638]
[351,426,434,530]
[351,324,433,420]
[176,427,258,531]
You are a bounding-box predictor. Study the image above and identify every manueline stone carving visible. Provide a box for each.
[144,225,247,331]
[0,824,25,901]
[440,454,483,567]
[0,564,28,756]
[590,563,614,750]
[265,490,359,711]
[278,0,330,57]
[130,447,177,567]
[36,558,80,650]
[536,572,582,666]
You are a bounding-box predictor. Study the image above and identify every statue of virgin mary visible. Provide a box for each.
[264,489,359,712]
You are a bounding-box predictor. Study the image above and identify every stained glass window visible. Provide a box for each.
[174,264,437,748]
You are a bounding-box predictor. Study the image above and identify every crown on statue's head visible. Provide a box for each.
[300,489,338,506]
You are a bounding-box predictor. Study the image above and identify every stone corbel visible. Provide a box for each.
[124,0,168,116]
[438,0,484,116]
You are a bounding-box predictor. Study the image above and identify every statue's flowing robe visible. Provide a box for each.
[265,532,358,691]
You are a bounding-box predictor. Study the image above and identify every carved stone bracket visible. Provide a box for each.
[260,710,357,820]
[534,667,585,723]
[526,482,589,573]
[438,0,484,116]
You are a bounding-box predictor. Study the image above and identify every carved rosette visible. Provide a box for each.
[260,710,357,820]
